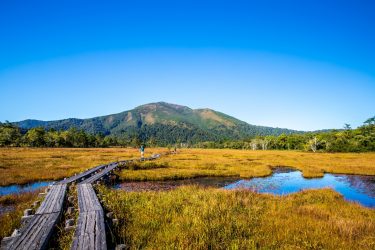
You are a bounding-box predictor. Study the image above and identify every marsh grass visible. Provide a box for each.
[0,191,41,240]
[118,149,375,182]
[0,148,167,186]
[125,162,169,171]
[2,148,374,186]
[98,185,375,249]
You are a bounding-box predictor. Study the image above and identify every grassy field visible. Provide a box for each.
[118,149,375,181]
[0,148,374,248]
[0,147,166,186]
[98,185,375,249]
[1,148,374,186]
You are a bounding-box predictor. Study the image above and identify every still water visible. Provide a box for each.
[224,169,375,208]
[116,168,375,208]
[0,181,53,196]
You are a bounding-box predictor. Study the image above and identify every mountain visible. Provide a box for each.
[14,102,301,144]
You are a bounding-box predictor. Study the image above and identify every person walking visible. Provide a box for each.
[140,144,145,159]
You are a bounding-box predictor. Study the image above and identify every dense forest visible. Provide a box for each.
[1,116,374,152]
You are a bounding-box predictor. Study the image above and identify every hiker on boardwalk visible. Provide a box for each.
[140,144,145,158]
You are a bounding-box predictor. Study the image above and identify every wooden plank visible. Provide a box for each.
[71,210,106,250]
[36,184,67,214]
[3,184,66,250]
[57,164,108,184]
[5,187,65,249]
[81,164,118,184]
[6,213,60,250]
[77,184,102,212]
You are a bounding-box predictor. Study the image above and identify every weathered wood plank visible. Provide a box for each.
[80,164,118,184]
[57,164,108,184]
[6,213,60,250]
[2,184,66,250]
[77,184,102,212]
[72,211,106,250]
[36,184,67,214]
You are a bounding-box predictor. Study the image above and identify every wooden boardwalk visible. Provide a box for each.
[72,155,160,249]
[81,155,159,184]
[1,154,162,250]
[58,164,108,185]
[80,162,121,184]
[1,163,109,250]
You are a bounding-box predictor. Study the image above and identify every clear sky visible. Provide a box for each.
[1,0,374,131]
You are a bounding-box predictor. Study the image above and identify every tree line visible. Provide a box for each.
[0,123,119,147]
[194,117,375,152]
[1,116,374,152]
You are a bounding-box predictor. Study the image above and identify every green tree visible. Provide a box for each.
[0,122,22,146]
[344,123,351,130]
[25,127,46,147]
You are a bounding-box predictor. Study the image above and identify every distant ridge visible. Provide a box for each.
[14,102,302,143]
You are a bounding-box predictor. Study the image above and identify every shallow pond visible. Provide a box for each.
[116,168,375,208]
[224,169,375,208]
[0,181,53,196]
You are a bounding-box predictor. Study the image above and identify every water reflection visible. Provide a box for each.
[115,169,375,208]
[224,170,375,208]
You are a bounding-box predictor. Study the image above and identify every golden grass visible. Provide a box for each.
[98,185,375,249]
[1,148,374,248]
[118,149,375,181]
[1,148,374,186]
[0,191,40,240]
[0,147,167,186]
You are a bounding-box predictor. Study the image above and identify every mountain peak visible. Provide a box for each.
[136,102,191,111]
[14,102,300,143]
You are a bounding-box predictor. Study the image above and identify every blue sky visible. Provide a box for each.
[1,0,374,131]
